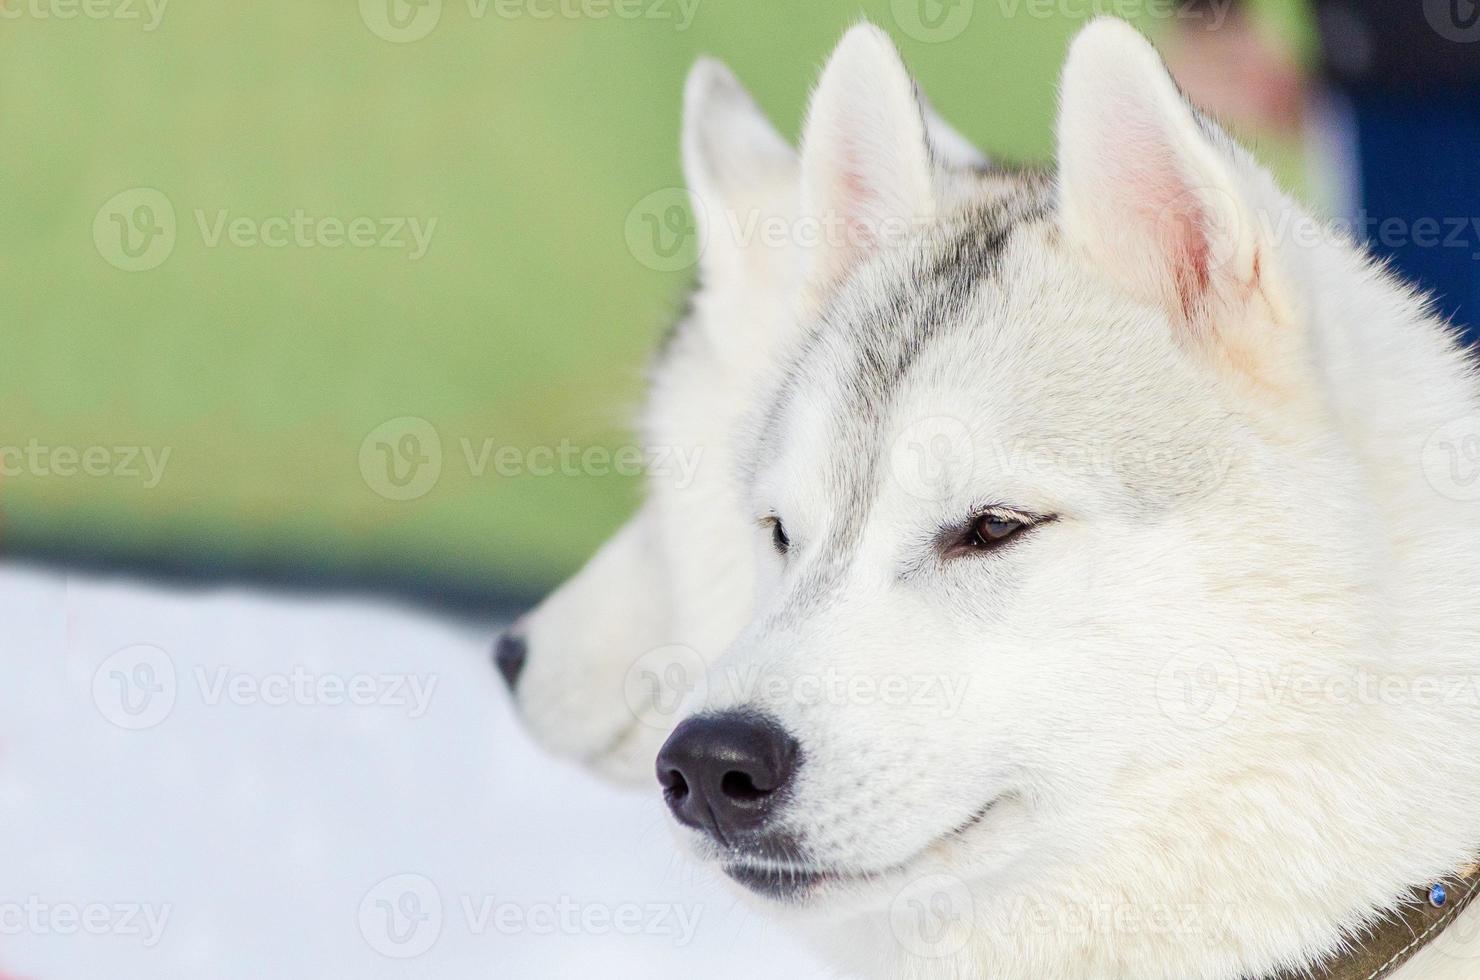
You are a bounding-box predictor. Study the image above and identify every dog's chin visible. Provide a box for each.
[720,857,929,911]
[721,862,847,903]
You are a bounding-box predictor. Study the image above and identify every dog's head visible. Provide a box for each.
[500,60,986,784]
[653,19,1405,970]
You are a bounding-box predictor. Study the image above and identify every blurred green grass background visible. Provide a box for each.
[0,0,1308,606]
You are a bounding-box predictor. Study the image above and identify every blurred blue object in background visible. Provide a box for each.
[1343,91,1480,343]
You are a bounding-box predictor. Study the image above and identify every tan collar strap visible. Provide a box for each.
[1264,863,1480,980]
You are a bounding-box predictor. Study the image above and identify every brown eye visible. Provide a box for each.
[965,514,1026,551]
[770,518,790,556]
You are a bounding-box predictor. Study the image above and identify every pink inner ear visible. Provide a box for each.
[839,167,878,252]
[1107,113,1215,321]
[820,131,893,287]
[1154,189,1214,322]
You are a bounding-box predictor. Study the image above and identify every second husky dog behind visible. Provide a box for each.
[498,60,985,782]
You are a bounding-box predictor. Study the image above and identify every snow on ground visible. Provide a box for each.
[0,564,829,979]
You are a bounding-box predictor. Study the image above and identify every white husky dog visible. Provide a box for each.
[498,59,985,783]
[648,20,1480,980]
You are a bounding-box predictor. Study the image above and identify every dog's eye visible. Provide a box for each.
[955,512,1037,555]
[770,518,790,556]
[969,515,1023,548]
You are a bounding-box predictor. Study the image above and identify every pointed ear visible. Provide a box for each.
[683,57,797,283]
[1056,19,1297,335]
[799,23,936,301]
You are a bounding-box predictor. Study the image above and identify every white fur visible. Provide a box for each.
[657,20,1480,980]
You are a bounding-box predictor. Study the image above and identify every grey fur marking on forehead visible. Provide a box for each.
[746,170,1055,498]
[741,172,1054,628]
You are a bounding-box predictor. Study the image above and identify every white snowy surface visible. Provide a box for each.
[0,564,828,979]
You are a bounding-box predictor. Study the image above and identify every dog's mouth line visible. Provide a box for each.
[720,793,1008,892]
[947,794,1007,837]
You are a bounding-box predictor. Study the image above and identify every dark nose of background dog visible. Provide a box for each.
[492,629,528,692]
[656,712,800,840]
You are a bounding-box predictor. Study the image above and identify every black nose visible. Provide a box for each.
[493,630,528,691]
[656,712,800,842]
